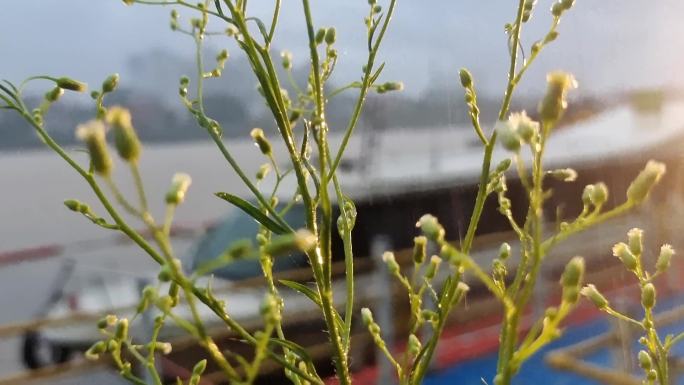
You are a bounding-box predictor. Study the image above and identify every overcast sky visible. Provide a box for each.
[2,1,684,98]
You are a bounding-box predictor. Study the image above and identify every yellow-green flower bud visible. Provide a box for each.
[627,228,643,257]
[158,264,172,282]
[459,68,473,88]
[638,350,652,370]
[361,307,374,326]
[377,81,404,93]
[85,341,107,360]
[315,28,326,45]
[591,182,609,206]
[107,106,142,162]
[538,71,577,123]
[250,128,272,156]
[509,111,538,143]
[265,229,317,255]
[495,158,512,174]
[115,319,129,340]
[64,199,82,212]
[412,236,427,264]
[647,369,657,382]
[499,242,511,260]
[76,120,113,176]
[581,284,609,310]
[656,244,675,274]
[45,87,64,103]
[627,160,666,204]
[416,214,445,242]
[551,2,564,17]
[495,120,521,152]
[561,256,584,287]
[641,283,656,310]
[102,73,119,93]
[56,77,88,92]
[549,168,577,182]
[425,255,441,280]
[325,27,336,45]
[281,51,293,70]
[613,242,638,271]
[165,173,192,205]
[122,0,134,5]
[382,251,400,275]
[408,333,421,356]
[150,341,173,355]
[256,163,271,180]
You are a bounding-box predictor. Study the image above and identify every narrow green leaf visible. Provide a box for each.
[215,192,290,234]
[280,279,345,332]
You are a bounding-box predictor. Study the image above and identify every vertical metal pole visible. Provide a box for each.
[371,235,395,385]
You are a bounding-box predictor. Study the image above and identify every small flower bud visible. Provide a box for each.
[76,120,113,176]
[250,128,272,156]
[97,314,117,329]
[638,350,652,370]
[581,284,609,309]
[107,106,142,162]
[102,73,119,93]
[647,369,657,382]
[495,120,521,152]
[551,2,564,17]
[591,182,609,206]
[538,71,577,123]
[376,81,404,93]
[256,163,271,180]
[613,242,638,271]
[45,87,64,103]
[641,283,656,310]
[424,255,441,280]
[325,27,336,45]
[315,28,326,45]
[627,228,643,257]
[459,68,473,88]
[656,244,675,273]
[416,214,445,242]
[361,307,374,326]
[509,111,538,143]
[265,230,317,255]
[499,242,511,260]
[412,236,427,264]
[165,173,192,205]
[85,341,107,360]
[495,158,512,173]
[115,318,129,340]
[549,168,577,182]
[626,160,666,204]
[151,342,173,355]
[408,334,421,356]
[382,251,400,275]
[64,199,82,212]
[281,51,293,70]
[158,264,173,282]
[56,77,87,92]
[561,257,584,303]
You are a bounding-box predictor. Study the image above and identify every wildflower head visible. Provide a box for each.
[56,77,88,92]
[165,173,192,205]
[561,256,585,304]
[509,111,539,143]
[382,251,400,274]
[107,106,142,163]
[495,120,521,152]
[250,128,273,156]
[656,244,675,274]
[361,307,374,326]
[281,51,293,70]
[412,236,427,264]
[627,160,666,204]
[581,284,609,310]
[416,214,445,242]
[76,120,113,176]
[613,242,638,271]
[538,71,577,123]
[424,255,442,280]
[102,73,120,93]
[627,228,643,257]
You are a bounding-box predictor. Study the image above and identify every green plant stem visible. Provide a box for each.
[130,163,149,212]
[328,0,397,179]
